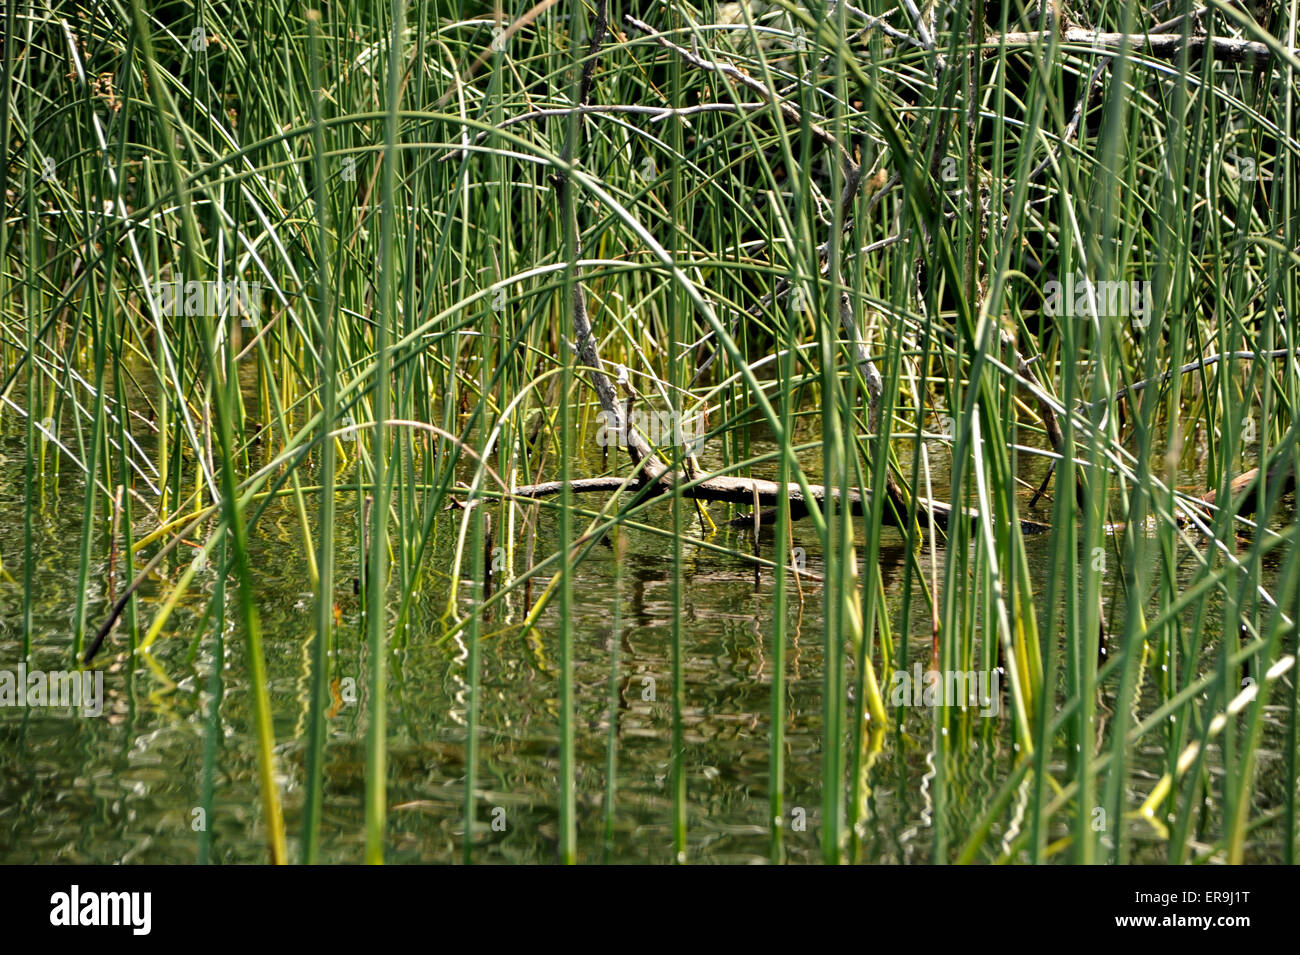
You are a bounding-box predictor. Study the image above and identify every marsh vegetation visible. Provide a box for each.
[2,0,1298,864]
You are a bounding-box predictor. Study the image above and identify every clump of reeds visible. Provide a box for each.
[2,0,1297,865]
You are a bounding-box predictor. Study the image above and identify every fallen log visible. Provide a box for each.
[1199,457,1298,520]
[509,464,1053,535]
[995,27,1274,64]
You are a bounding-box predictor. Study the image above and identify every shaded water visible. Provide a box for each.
[0,416,1293,863]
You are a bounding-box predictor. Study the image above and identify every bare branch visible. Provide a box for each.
[994,27,1273,63]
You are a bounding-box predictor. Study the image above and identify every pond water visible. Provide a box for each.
[0,410,1293,864]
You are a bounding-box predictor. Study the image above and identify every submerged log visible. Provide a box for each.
[509,465,1053,535]
[1199,457,1298,520]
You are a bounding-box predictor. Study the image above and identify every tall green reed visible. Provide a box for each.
[4,0,1298,865]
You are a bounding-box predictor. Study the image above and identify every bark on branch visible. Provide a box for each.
[994,27,1274,63]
